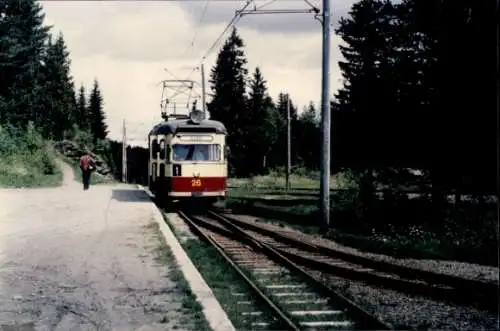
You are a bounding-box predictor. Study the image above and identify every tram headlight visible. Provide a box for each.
[189,109,205,124]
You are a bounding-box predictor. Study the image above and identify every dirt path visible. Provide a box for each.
[0,161,199,330]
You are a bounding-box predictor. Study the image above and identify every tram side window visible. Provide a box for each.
[172,144,221,161]
[159,140,166,160]
[151,139,158,159]
[166,145,171,162]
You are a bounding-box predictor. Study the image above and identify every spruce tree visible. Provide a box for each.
[270,92,299,168]
[42,33,76,139]
[334,0,404,208]
[76,84,89,132]
[207,27,248,175]
[0,0,50,128]
[88,79,108,142]
[246,67,277,175]
[296,102,320,170]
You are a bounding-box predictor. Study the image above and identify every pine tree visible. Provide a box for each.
[0,0,51,128]
[269,92,299,168]
[296,102,320,169]
[0,0,107,148]
[42,33,77,139]
[207,27,248,127]
[246,67,277,175]
[88,79,108,142]
[207,27,249,175]
[333,0,400,214]
[334,0,399,167]
[76,84,89,132]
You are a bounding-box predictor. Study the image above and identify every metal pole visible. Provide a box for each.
[496,0,500,222]
[320,0,331,230]
[201,63,207,116]
[286,95,291,192]
[122,119,127,183]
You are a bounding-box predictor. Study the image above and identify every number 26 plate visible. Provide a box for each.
[191,179,202,187]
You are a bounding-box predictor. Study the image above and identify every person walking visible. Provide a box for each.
[79,151,96,190]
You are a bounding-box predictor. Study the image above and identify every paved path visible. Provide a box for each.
[0,162,198,330]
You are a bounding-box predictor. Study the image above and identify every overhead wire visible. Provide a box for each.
[181,0,255,83]
[167,0,321,108]
[200,0,254,62]
[180,0,211,59]
[255,0,277,10]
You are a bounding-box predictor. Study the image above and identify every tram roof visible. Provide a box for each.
[148,118,227,136]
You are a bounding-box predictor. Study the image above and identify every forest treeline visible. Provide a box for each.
[0,0,108,149]
[1,0,496,201]
[1,0,496,261]
[204,0,496,200]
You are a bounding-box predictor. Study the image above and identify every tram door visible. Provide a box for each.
[149,135,159,191]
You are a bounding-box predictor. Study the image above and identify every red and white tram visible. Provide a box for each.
[148,110,227,206]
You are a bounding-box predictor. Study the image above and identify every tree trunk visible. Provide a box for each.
[359,168,375,220]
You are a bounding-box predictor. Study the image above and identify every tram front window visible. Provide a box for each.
[172,144,220,162]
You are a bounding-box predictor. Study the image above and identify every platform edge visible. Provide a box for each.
[136,184,236,331]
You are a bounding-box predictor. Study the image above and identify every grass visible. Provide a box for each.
[228,171,354,191]
[223,189,498,267]
[162,212,282,330]
[145,221,212,331]
[0,125,63,188]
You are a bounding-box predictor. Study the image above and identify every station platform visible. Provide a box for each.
[0,161,234,331]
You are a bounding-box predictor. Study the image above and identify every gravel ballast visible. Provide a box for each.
[309,269,499,330]
[226,213,499,284]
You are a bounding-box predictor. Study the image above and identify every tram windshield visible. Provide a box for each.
[172,144,221,162]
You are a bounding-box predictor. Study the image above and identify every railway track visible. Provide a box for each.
[178,210,392,330]
[207,210,498,313]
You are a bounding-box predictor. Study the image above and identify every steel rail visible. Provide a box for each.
[177,210,300,331]
[215,211,498,296]
[270,246,497,312]
[206,210,392,330]
[193,212,493,311]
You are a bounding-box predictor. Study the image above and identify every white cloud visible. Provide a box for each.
[41,1,351,147]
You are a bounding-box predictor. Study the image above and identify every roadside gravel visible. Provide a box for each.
[0,161,203,330]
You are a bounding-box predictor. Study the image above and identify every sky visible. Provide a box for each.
[41,0,356,147]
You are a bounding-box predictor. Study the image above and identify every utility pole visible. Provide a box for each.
[233,2,319,193]
[122,119,127,183]
[200,63,207,116]
[319,0,332,230]
[286,95,291,192]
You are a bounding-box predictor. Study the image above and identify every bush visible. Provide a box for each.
[0,122,61,187]
[72,125,94,150]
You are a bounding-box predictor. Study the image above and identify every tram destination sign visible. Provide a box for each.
[179,135,213,142]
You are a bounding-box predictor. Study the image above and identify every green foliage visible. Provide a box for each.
[206,28,322,177]
[0,0,108,150]
[94,139,110,155]
[0,123,61,187]
[332,0,495,194]
[207,27,249,176]
[76,84,90,131]
[244,67,277,175]
[41,33,77,140]
[88,79,108,142]
[71,124,94,150]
